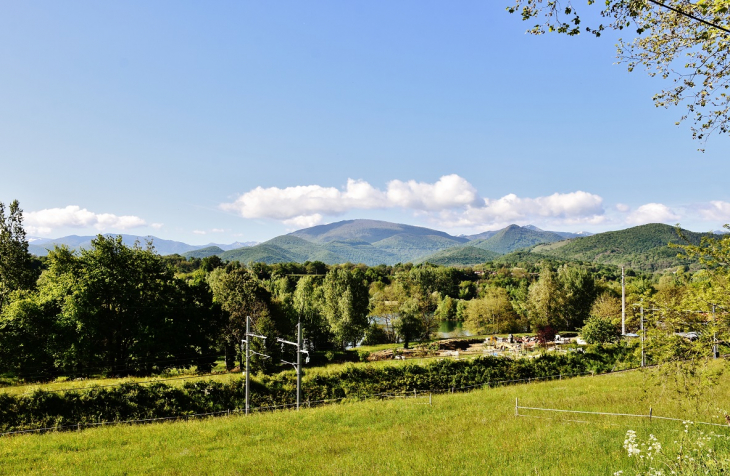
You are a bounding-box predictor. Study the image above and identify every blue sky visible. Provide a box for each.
[2,1,729,244]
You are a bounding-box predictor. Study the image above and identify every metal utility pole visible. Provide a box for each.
[640,300,645,367]
[713,304,718,359]
[245,316,249,415]
[621,266,626,336]
[244,316,268,415]
[297,321,302,409]
[278,318,309,410]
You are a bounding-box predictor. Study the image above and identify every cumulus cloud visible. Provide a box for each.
[25,206,146,233]
[220,175,480,226]
[438,191,605,227]
[626,203,680,225]
[697,201,730,222]
[386,175,481,210]
[151,223,164,230]
[221,175,606,229]
[615,203,630,212]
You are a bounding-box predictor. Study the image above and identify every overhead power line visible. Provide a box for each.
[647,0,730,34]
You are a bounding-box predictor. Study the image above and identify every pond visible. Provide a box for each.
[435,320,472,339]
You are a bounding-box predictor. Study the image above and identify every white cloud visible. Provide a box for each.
[386,175,480,210]
[25,206,146,233]
[151,223,164,230]
[211,228,225,233]
[221,176,606,229]
[283,214,324,228]
[26,225,53,236]
[697,201,730,222]
[626,203,680,225]
[193,230,207,235]
[440,191,605,227]
[220,175,479,221]
[615,203,630,212]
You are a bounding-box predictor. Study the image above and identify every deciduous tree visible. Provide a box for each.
[508,0,730,145]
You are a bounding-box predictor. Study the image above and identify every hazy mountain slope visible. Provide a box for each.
[531,223,709,271]
[289,219,469,244]
[370,233,467,262]
[321,241,399,265]
[28,234,203,256]
[464,230,499,241]
[415,246,501,266]
[183,246,225,259]
[470,225,566,254]
[219,244,300,264]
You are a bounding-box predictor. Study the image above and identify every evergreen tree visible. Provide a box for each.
[0,200,36,308]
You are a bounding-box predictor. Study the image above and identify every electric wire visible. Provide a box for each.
[647,0,730,34]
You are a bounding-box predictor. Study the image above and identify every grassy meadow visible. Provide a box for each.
[1,366,729,475]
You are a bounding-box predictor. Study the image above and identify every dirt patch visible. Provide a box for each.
[366,348,431,362]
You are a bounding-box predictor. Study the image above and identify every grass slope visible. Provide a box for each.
[532,223,709,271]
[2,368,728,475]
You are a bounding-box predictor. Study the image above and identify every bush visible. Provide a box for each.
[581,316,619,344]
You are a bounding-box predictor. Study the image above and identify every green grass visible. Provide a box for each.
[1,366,728,475]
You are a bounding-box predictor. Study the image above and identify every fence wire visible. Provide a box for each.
[515,401,730,429]
[0,370,603,437]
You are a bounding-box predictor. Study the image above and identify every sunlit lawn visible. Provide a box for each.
[2,366,728,475]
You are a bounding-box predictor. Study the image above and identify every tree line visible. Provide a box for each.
[1,199,728,381]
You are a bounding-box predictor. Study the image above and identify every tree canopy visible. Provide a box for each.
[508,0,730,145]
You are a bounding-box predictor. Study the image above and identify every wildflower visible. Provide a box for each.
[624,430,641,457]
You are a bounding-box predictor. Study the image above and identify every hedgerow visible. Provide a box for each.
[0,348,623,432]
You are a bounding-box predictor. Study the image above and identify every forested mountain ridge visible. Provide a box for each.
[414,246,501,266]
[531,223,710,271]
[468,224,566,254]
[288,219,468,244]
[28,221,714,271]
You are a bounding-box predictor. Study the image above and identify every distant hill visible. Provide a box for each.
[289,219,468,245]
[531,223,710,271]
[183,220,596,266]
[465,225,592,242]
[218,236,343,264]
[183,246,226,259]
[28,234,256,257]
[469,225,566,254]
[414,246,501,266]
[464,230,499,241]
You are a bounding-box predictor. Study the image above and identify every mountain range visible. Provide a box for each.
[27,234,257,257]
[27,220,716,271]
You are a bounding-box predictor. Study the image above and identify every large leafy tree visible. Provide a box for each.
[527,266,565,330]
[508,0,730,145]
[208,266,272,370]
[558,265,597,329]
[294,275,333,351]
[322,268,369,349]
[464,287,519,335]
[0,200,37,308]
[0,236,223,377]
